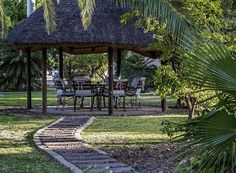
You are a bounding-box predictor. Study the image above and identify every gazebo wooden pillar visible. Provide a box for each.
[108,47,114,115]
[42,48,48,114]
[26,47,32,109]
[116,48,122,78]
[58,47,63,79]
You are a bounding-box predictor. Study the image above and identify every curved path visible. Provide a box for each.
[34,116,136,173]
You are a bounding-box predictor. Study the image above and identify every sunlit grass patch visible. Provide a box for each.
[81,115,187,147]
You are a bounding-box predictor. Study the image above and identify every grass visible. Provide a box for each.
[0,90,57,108]
[0,114,71,173]
[140,92,176,106]
[81,115,187,147]
[0,90,176,109]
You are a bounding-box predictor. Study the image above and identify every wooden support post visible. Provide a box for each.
[108,47,114,115]
[59,47,63,79]
[116,48,122,79]
[26,47,32,109]
[42,48,47,114]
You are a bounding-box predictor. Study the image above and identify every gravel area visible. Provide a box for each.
[0,108,188,117]
[100,143,180,173]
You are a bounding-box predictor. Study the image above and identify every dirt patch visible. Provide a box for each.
[100,143,180,173]
[0,108,188,117]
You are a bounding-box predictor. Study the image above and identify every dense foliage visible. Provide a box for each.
[121,52,156,85]
[0,44,41,91]
[63,54,108,82]
[154,65,178,112]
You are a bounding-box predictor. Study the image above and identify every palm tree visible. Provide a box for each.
[85,0,192,39]
[0,0,194,42]
[0,43,41,90]
[174,35,236,173]
[42,0,192,41]
[122,52,156,82]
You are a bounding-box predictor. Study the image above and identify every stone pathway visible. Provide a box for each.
[34,116,136,173]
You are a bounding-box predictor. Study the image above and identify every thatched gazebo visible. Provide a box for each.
[5,0,161,115]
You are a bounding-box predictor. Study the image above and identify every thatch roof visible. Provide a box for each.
[5,0,161,57]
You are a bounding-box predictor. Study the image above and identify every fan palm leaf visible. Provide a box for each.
[183,36,236,97]
[175,33,236,172]
[178,109,236,173]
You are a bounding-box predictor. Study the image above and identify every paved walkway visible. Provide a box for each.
[34,116,136,173]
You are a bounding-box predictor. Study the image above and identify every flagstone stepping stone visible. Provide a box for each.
[34,116,137,173]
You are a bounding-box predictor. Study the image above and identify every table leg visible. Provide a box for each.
[74,96,77,112]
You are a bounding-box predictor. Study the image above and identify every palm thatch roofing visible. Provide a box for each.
[5,0,161,57]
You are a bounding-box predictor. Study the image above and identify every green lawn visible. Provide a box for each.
[0,114,71,173]
[0,114,186,172]
[0,90,176,109]
[81,115,187,147]
[140,92,176,107]
[0,90,57,108]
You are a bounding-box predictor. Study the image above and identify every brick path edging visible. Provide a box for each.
[33,116,83,173]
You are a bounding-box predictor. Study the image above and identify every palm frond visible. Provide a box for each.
[42,0,57,35]
[78,0,95,30]
[78,0,86,9]
[183,35,236,97]
[113,0,193,42]
[0,0,8,39]
[178,109,236,173]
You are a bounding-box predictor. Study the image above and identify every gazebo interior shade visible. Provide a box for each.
[5,0,161,57]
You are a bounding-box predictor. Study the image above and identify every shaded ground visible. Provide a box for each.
[82,116,186,173]
[0,113,186,173]
[1,107,188,117]
[0,91,177,109]
[101,143,180,173]
[0,114,71,173]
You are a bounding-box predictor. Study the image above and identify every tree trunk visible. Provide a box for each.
[27,0,36,17]
[185,96,197,119]
[176,98,181,108]
[161,97,167,112]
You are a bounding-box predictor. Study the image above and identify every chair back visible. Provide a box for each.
[131,77,146,90]
[53,77,66,96]
[73,78,93,96]
[73,76,90,82]
[113,79,128,96]
[131,77,146,96]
